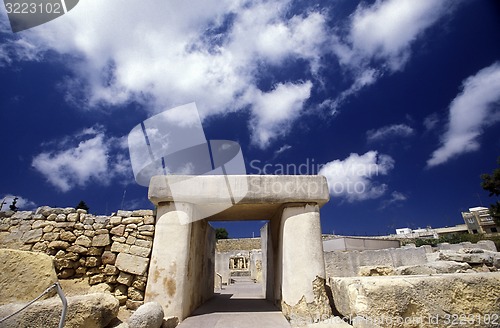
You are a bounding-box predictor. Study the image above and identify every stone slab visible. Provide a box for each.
[0,249,58,305]
[330,273,500,328]
[115,252,150,275]
[149,175,329,221]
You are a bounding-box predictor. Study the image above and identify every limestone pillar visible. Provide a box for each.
[279,204,332,324]
[144,202,195,321]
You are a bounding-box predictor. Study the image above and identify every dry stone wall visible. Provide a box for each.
[0,206,155,310]
[215,237,261,252]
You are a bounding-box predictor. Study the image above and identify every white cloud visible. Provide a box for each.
[1,0,464,145]
[0,194,38,211]
[380,191,408,209]
[428,62,500,167]
[367,123,414,142]
[248,81,312,148]
[3,0,326,148]
[274,144,292,158]
[330,0,458,109]
[348,0,456,71]
[319,151,395,202]
[423,113,440,131]
[325,68,380,113]
[32,127,132,192]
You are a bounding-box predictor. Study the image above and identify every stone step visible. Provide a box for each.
[230,270,251,277]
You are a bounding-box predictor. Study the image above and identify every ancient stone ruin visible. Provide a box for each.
[0,174,499,328]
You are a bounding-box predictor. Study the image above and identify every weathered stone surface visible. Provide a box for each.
[32,220,50,229]
[138,224,154,232]
[330,273,500,328]
[0,292,119,328]
[102,250,117,265]
[83,217,95,225]
[32,241,48,252]
[92,233,111,246]
[106,275,118,284]
[54,257,76,270]
[55,213,67,222]
[87,247,104,256]
[123,217,144,225]
[110,224,126,236]
[11,211,33,220]
[67,213,80,222]
[60,230,77,242]
[43,231,60,241]
[58,268,76,279]
[394,261,471,275]
[127,235,137,244]
[126,300,144,310]
[75,235,92,247]
[88,282,112,294]
[111,241,131,253]
[127,302,164,328]
[110,216,122,225]
[32,214,44,220]
[477,240,497,252]
[132,277,147,291]
[48,240,70,249]
[437,249,500,266]
[104,264,119,275]
[67,245,88,254]
[358,266,394,276]
[55,221,75,229]
[128,286,145,301]
[130,245,151,258]
[0,249,58,305]
[126,224,138,230]
[112,235,127,243]
[116,253,149,275]
[132,209,154,217]
[36,206,53,216]
[117,272,135,286]
[117,210,133,217]
[85,256,101,267]
[325,247,427,277]
[84,229,96,237]
[89,274,106,285]
[115,284,128,296]
[21,228,43,243]
[63,207,76,214]
[135,239,152,248]
[144,215,155,225]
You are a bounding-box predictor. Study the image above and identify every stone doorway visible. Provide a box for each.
[144,175,333,324]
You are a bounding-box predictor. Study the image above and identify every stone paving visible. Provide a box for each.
[177,278,291,328]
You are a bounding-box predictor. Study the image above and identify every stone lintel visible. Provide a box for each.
[149,175,329,220]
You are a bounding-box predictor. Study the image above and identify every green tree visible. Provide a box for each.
[75,200,89,212]
[215,227,229,239]
[9,197,18,212]
[481,157,500,225]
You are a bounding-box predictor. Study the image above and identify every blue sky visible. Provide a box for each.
[1,0,499,237]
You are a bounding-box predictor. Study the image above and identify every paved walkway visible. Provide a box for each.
[177,279,291,328]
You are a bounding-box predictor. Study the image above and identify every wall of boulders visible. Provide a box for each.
[215,237,261,252]
[0,206,156,310]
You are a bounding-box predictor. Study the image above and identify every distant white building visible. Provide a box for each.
[396,228,412,235]
[394,225,468,238]
[462,206,499,234]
